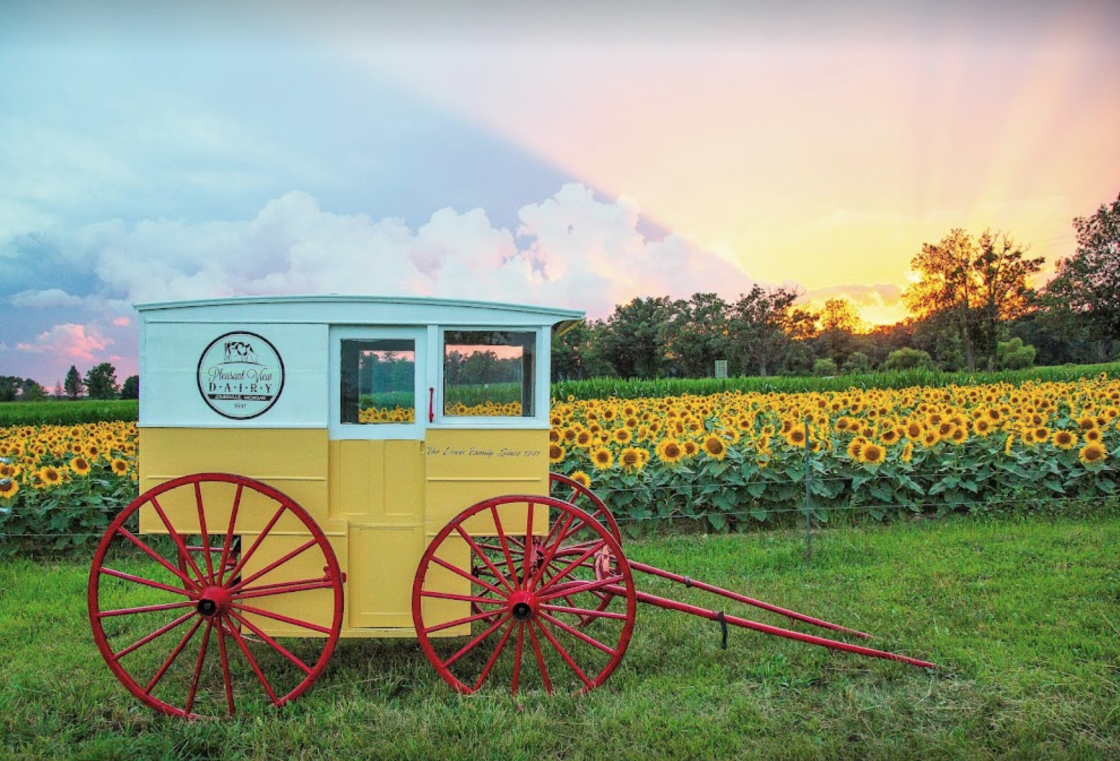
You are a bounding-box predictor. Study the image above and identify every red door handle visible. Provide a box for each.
[429,387,435,423]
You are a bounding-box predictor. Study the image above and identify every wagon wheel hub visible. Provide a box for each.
[508,591,537,622]
[196,586,232,618]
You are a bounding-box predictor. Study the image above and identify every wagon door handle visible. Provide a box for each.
[428,387,435,423]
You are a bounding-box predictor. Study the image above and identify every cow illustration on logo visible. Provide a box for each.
[197,331,285,420]
[223,340,258,364]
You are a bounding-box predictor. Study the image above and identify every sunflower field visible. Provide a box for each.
[0,421,138,553]
[548,374,1119,533]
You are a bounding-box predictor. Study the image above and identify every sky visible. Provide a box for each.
[2,0,1119,387]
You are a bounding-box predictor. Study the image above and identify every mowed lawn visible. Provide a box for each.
[2,513,1118,760]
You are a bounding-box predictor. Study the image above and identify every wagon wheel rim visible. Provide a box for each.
[88,473,344,719]
[413,495,636,695]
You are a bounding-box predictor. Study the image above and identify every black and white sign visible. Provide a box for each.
[197,331,285,419]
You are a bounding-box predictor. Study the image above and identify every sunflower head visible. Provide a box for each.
[70,456,92,476]
[548,444,565,463]
[702,435,727,460]
[656,438,683,465]
[0,478,18,499]
[590,447,613,470]
[570,470,592,488]
[1052,430,1077,450]
[1079,442,1108,466]
[619,447,645,471]
[40,466,63,486]
[861,443,885,465]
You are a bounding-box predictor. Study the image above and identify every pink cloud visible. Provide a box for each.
[16,324,112,362]
[112,316,131,327]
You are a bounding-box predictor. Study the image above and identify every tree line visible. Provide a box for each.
[0,363,138,402]
[552,191,1120,380]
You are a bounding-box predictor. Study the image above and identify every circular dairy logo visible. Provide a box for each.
[197,332,285,419]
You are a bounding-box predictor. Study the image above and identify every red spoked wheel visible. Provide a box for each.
[413,495,636,695]
[88,473,344,718]
[549,472,622,546]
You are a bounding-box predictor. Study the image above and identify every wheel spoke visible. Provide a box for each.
[232,577,336,601]
[194,481,215,583]
[99,566,196,598]
[227,619,279,704]
[144,617,203,696]
[99,600,197,618]
[455,525,514,594]
[431,556,509,599]
[527,620,553,693]
[229,539,318,594]
[150,496,207,585]
[535,620,593,687]
[231,602,334,636]
[534,540,605,594]
[425,607,512,635]
[217,483,244,586]
[227,611,314,675]
[511,622,526,695]
[539,612,618,656]
[489,506,521,585]
[526,511,578,591]
[443,614,512,669]
[184,619,213,715]
[419,589,508,606]
[222,504,287,586]
[538,574,624,602]
[472,619,516,691]
[112,611,196,661]
[216,617,236,716]
[539,603,629,621]
[116,528,199,591]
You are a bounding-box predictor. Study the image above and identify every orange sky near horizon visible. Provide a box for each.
[348,4,1120,327]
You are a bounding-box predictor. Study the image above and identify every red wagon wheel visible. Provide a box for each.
[413,495,636,695]
[88,473,344,718]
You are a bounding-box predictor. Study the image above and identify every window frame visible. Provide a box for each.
[329,325,426,440]
[433,326,550,429]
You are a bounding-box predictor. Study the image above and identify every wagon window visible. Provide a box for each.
[443,331,535,418]
[339,339,416,425]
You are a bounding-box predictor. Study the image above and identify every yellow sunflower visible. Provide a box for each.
[39,466,63,486]
[656,438,683,465]
[860,443,885,465]
[590,447,613,470]
[1079,442,1107,466]
[1051,430,1077,450]
[612,428,633,445]
[0,478,18,499]
[682,440,700,458]
[570,470,591,488]
[70,456,92,477]
[619,447,646,471]
[549,443,566,463]
[702,435,727,460]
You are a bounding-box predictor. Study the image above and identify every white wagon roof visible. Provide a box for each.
[136,295,585,330]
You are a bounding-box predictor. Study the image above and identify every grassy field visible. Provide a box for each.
[2,512,1118,760]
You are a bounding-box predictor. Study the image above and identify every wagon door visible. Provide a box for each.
[328,327,428,631]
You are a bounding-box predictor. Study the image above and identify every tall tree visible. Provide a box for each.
[971,231,1044,369]
[551,320,613,381]
[726,285,801,376]
[903,228,977,370]
[661,293,730,377]
[599,296,674,378]
[120,375,140,400]
[815,297,866,365]
[64,366,85,400]
[84,362,119,400]
[904,228,1041,371]
[1042,191,1120,346]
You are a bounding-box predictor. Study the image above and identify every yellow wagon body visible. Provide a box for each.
[132,296,577,640]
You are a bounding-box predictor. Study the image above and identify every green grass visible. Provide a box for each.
[2,513,1119,759]
[0,400,138,426]
[553,361,1120,400]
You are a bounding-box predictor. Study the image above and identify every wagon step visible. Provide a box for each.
[627,561,872,639]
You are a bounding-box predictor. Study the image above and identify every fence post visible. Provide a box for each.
[803,420,812,561]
